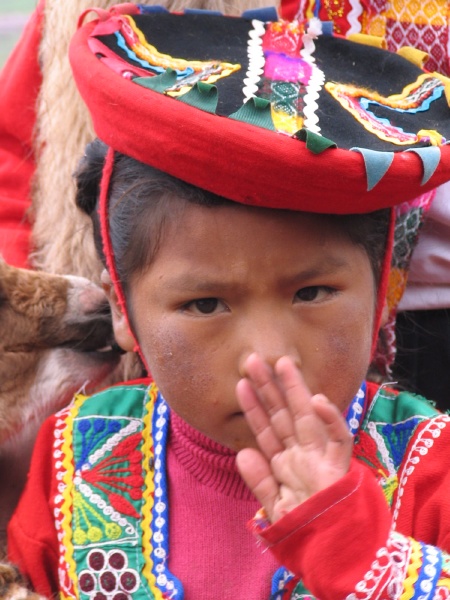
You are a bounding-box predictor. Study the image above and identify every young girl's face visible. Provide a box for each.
[121,203,377,451]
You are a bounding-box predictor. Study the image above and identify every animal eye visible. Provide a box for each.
[295,286,335,302]
[183,298,226,315]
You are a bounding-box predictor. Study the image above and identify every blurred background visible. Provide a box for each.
[0,0,36,67]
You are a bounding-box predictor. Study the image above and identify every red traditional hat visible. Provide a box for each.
[69,3,450,362]
[69,3,450,214]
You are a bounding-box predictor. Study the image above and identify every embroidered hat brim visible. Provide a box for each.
[69,7,450,213]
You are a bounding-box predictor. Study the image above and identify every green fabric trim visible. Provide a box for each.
[295,128,337,154]
[77,383,149,419]
[229,97,276,131]
[364,387,438,426]
[134,68,178,93]
[177,82,218,114]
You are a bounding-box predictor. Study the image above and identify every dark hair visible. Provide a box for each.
[75,139,390,292]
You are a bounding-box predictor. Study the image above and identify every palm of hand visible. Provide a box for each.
[236,354,353,523]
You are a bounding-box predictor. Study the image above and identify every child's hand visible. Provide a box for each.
[236,354,353,523]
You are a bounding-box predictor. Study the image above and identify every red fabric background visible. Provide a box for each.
[0,1,44,268]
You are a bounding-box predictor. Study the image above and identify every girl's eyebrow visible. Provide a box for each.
[162,256,353,292]
[276,257,353,287]
[163,275,241,293]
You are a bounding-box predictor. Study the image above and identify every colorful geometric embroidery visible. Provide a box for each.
[55,381,449,600]
[92,14,241,96]
[411,543,442,600]
[382,1,450,77]
[392,414,450,527]
[372,192,434,377]
[349,533,447,600]
[258,19,309,134]
[380,420,422,471]
[59,383,316,600]
[325,74,446,146]
[347,531,411,600]
[55,385,160,600]
[402,538,423,599]
[355,387,441,508]
[305,0,450,77]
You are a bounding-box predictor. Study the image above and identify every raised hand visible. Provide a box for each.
[235,353,353,523]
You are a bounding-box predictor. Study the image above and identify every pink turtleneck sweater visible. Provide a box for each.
[168,410,280,599]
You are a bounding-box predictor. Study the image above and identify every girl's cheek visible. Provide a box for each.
[304,313,372,409]
[143,325,215,394]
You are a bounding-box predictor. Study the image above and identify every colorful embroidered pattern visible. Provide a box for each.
[56,381,450,600]
[305,0,450,77]
[392,414,450,527]
[55,384,162,600]
[258,19,325,135]
[325,74,446,146]
[92,14,241,96]
[371,192,434,377]
[77,549,140,597]
[347,531,411,600]
[90,8,450,159]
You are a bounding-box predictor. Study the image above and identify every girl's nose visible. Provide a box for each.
[237,320,301,377]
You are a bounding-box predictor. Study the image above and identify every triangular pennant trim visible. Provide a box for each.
[229,97,275,131]
[351,148,394,191]
[177,81,218,114]
[406,146,441,184]
[295,128,337,154]
[134,68,178,93]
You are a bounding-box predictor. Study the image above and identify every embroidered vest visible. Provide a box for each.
[53,382,438,600]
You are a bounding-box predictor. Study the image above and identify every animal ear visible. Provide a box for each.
[101,269,135,352]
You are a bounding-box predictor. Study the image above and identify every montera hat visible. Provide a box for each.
[69,2,450,214]
[69,3,450,363]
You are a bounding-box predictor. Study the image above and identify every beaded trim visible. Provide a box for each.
[392,414,450,526]
[147,392,183,597]
[346,383,367,436]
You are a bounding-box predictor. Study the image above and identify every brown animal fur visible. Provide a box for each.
[0,259,123,557]
[0,563,43,600]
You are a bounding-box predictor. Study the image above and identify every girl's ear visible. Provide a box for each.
[101,269,136,352]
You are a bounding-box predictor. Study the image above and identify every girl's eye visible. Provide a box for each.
[183,298,227,315]
[295,286,335,303]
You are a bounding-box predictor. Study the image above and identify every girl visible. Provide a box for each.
[8,4,450,599]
